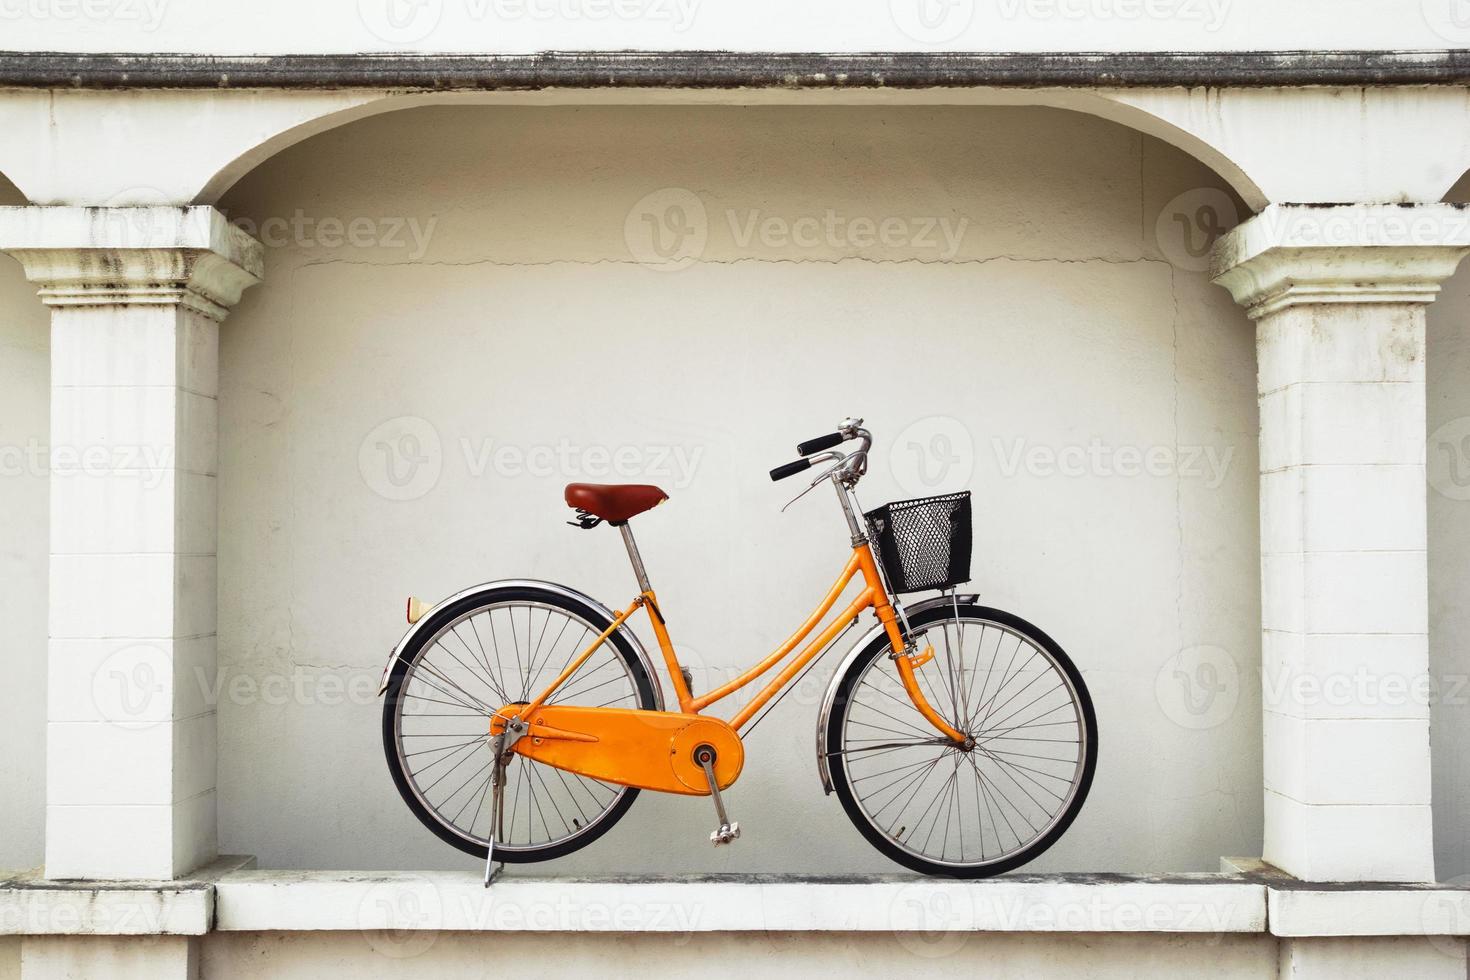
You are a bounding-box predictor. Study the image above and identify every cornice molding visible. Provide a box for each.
[0,207,263,319]
[1,50,1469,91]
[1210,205,1470,318]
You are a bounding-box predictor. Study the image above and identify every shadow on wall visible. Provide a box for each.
[0,169,49,874]
[1427,171,1470,883]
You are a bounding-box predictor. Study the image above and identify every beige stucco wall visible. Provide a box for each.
[200,930,1280,978]
[203,104,1261,874]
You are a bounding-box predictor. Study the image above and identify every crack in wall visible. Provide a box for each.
[287,254,1169,271]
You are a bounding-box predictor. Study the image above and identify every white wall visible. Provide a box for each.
[0,0,1459,56]
[209,104,1261,874]
[0,172,48,874]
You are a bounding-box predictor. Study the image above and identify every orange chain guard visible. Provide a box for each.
[495,705,744,796]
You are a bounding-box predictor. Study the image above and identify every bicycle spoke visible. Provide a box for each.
[981,682,1066,738]
[863,753,946,817]
[846,717,943,741]
[402,692,488,713]
[980,703,1074,745]
[405,736,487,759]
[973,664,1053,733]
[852,754,947,785]
[406,658,495,716]
[850,690,943,740]
[421,745,488,797]
[446,624,509,703]
[973,642,1036,731]
[507,607,526,700]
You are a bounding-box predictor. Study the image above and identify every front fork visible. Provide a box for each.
[893,646,970,745]
[875,592,970,746]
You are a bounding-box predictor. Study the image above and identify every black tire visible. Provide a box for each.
[382,584,658,862]
[827,603,1097,878]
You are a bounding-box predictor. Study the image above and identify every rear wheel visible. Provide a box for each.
[827,602,1097,878]
[382,584,658,862]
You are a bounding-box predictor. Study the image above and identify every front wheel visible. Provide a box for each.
[826,602,1097,878]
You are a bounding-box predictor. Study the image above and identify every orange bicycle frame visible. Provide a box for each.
[517,540,965,743]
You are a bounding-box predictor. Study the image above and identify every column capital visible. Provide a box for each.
[0,206,263,320]
[1210,203,1470,319]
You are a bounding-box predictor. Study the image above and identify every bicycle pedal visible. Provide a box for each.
[710,821,741,846]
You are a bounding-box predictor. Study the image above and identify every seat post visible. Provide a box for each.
[617,523,653,593]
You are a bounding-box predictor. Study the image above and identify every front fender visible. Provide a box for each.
[375,579,666,710]
[815,593,976,794]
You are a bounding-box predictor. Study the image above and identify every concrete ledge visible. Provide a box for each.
[0,856,252,937]
[213,871,1265,934]
[0,872,212,937]
[1268,883,1470,938]
[1222,858,1470,937]
[11,863,1466,939]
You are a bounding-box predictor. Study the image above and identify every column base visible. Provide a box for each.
[1264,791,1434,882]
[1278,936,1465,980]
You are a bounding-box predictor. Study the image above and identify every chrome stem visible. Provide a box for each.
[619,523,653,593]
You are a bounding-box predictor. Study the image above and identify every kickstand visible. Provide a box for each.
[484,740,508,888]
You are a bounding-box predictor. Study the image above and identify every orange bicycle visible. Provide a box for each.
[379,418,1097,878]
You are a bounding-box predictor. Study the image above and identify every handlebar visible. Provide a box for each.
[796,431,845,456]
[769,458,813,482]
[771,417,871,485]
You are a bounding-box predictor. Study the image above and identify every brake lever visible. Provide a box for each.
[781,451,844,512]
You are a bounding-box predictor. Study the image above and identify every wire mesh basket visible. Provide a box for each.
[864,491,972,594]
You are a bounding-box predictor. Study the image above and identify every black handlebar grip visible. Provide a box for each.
[769,458,813,482]
[797,431,845,456]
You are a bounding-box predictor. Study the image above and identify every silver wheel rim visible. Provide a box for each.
[392,600,643,853]
[837,615,1089,869]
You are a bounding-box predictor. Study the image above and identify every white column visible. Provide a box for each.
[1212,204,1470,882]
[0,207,262,880]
